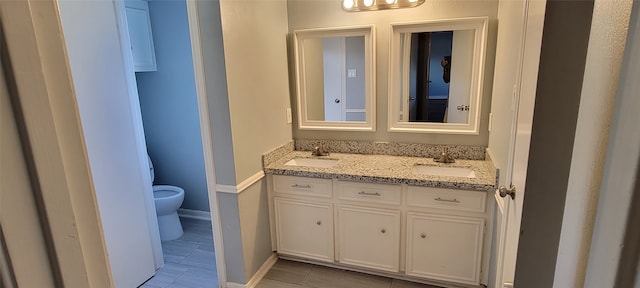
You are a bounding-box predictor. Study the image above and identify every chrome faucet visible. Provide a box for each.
[312,144,329,157]
[434,147,455,163]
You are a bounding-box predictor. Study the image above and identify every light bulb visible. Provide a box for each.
[363,0,374,6]
[343,0,355,9]
[408,0,417,2]
[385,0,395,4]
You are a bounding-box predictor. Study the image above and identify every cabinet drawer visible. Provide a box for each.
[273,175,332,198]
[337,181,401,205]
[407,186,486,213]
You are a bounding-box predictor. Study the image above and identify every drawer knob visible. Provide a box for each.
[420,233,427,239]
[316,220,322,226]
[381,228,386,234]
[434,197,460,203]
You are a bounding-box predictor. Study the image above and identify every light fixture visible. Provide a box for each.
[342,0,424,12]
[343,0,355,10]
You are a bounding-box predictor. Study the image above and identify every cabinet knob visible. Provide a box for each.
[420,233,426,239]
[381,229,386,234]
[316,220,322,226]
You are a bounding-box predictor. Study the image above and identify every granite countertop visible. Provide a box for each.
[263,150,497,192]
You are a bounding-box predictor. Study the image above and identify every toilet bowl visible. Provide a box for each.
[148,155,185,241]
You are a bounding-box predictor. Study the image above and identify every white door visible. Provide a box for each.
[57,1,158,286]
[493,0,546,287]
[323,37,346,121]
[446,30,474,124]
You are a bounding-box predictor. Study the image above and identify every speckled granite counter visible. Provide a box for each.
[264,150,497,191]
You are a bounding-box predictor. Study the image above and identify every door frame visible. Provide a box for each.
[113,0,165,269]
[2,0,227,286]
[0,0,113,286]
[491,0,546,286]
[114,0,228,286]
[186,1,228,285]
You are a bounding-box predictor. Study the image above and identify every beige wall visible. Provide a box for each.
[238,182,273,279]
[555,0,633,286]
[304,38,326,120]
[288,0,499,146]
[220,0,293,182]
[216,0,293,283]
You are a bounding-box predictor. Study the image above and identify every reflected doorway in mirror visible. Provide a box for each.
[388,17,488,135]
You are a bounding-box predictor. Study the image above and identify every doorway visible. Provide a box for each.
[408,31,453,123]
[115,0,227,286]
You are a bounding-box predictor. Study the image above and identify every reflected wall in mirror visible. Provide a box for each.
[388,17,488,134]
[294,26,375,131]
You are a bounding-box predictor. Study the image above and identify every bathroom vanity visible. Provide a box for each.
[263,147,497,287]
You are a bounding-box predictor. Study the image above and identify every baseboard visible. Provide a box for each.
[226,253,278,288]
[177,208,211,221]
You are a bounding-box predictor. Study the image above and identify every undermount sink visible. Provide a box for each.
[285,158,339,168]
[413,164,476,178]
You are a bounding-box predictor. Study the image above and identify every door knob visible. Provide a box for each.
[499,185,516,200]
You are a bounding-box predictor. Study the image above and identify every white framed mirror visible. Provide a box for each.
[294,25,376,131]
[388,17,488,134]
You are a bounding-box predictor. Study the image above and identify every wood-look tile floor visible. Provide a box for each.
[139,218,441,288]
[257,259,443,288]
[140,218,217,288]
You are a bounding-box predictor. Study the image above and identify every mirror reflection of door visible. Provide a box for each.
[322,36,366,122]
[408,31,453,123]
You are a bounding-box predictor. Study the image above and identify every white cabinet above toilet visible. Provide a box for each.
[124,0,157,72]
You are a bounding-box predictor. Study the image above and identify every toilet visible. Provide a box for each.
[148,155,185,241]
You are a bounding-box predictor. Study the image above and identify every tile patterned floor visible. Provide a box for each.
[257,259,443,288]
[139,218,441,288]
[140,218,217,288]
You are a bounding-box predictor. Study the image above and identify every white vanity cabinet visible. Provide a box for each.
[336,181,402,272]
[274,198,334,262]
[271,176,334,262]
[268,174,492,287]
[406,186,488,285]
[406,213,484,285]
[124,0,157,72]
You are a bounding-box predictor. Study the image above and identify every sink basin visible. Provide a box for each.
[285,158,339,168]
[413,164,476,178]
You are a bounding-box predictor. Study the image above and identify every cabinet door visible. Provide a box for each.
[274,198,334,262]
[124,0,157,71]
[338,205,400,272]
[406,212,484,285]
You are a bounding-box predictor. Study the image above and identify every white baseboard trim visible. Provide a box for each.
[177,208,211,221]
[216,170,265,194]
[226,253,277,288]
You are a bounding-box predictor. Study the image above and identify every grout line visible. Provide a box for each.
[301,264,314,287]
